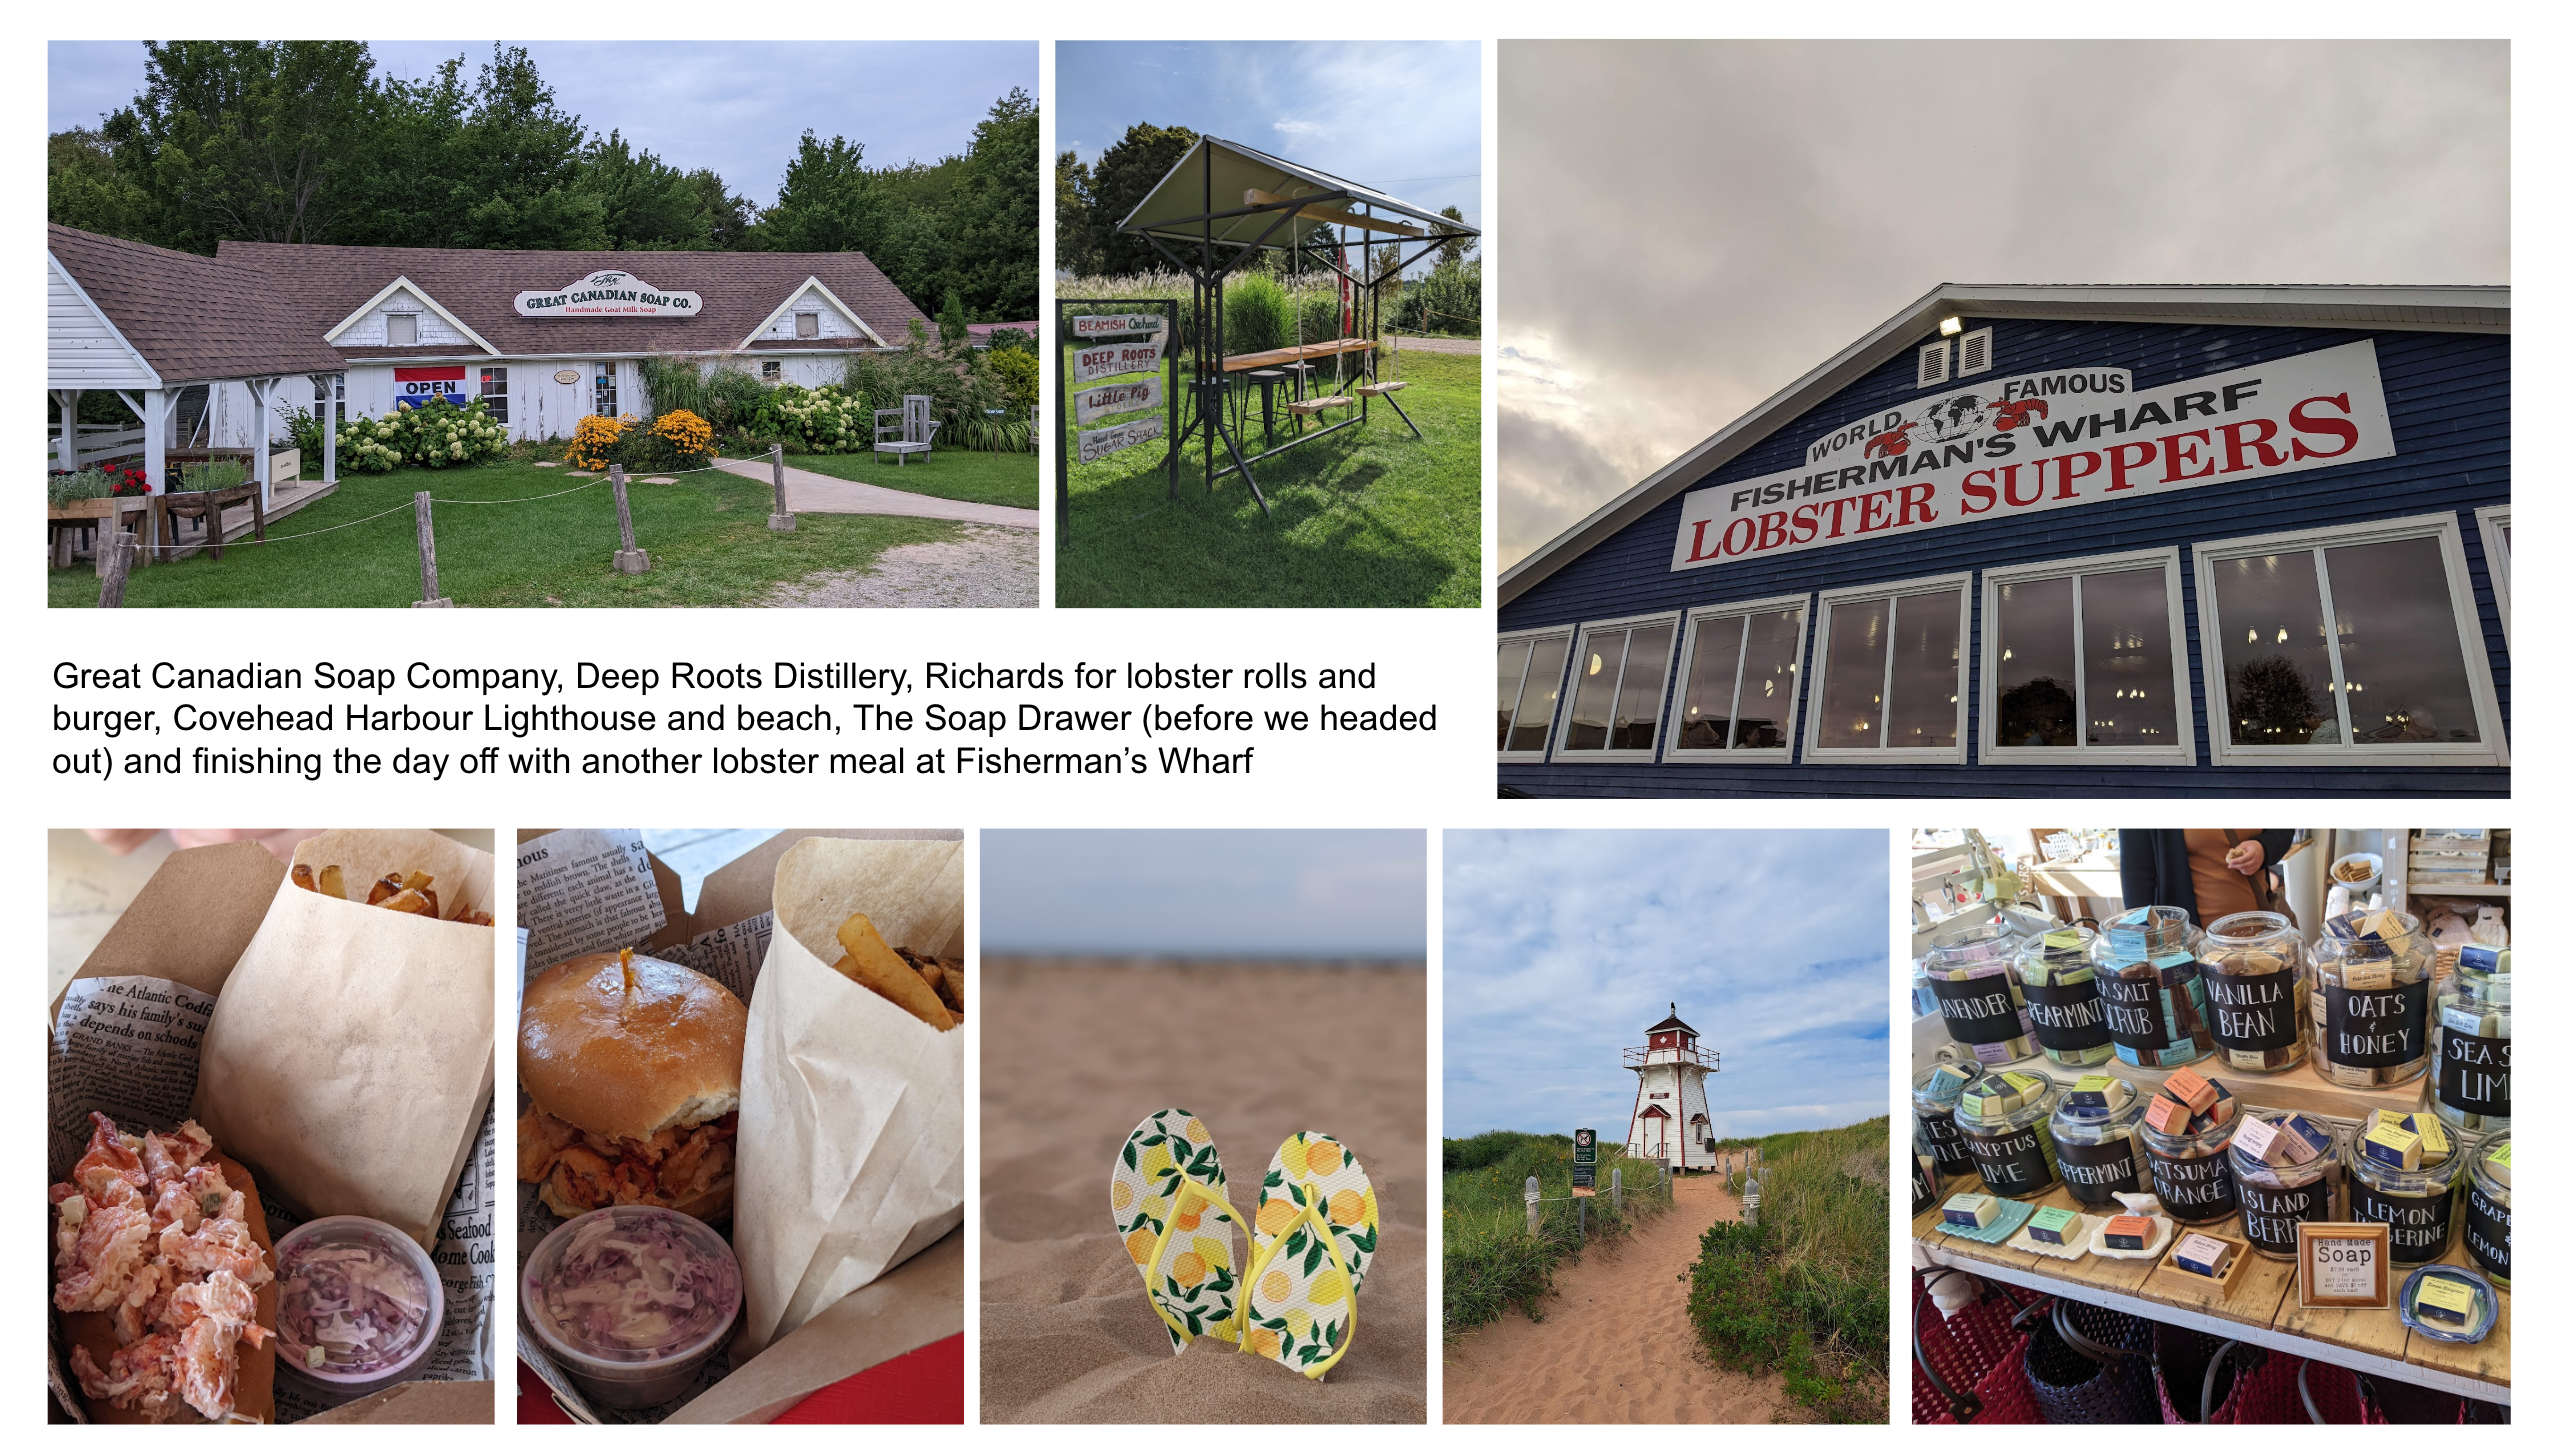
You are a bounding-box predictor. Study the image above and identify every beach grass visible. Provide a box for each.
[1442,1130,1672,1338]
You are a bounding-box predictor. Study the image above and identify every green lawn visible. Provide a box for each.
[1057,350,1479,607]
[778,448,1038,510]
[48,461,959,608]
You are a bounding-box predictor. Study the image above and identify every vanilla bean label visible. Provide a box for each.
[1966,1124,2055,1196]
[1933,972,2027,1045]
[2348,1174,2455,1265]
[1919,1109,1976,1173]
[2021,976,2109,1054]
[2464,1186,2510,1282]
[2239,1173,2330,1254]
[2436,1031,2511,1117]
[2054,1134,2146,1208]
[2322,978,2431,1066]
[2204,972,2298,1049]
[2148,1148,2234,1221]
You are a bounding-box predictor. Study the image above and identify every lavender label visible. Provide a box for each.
[2149,1148,2235,1221]
[2322,977,2431,1067]
[2054,1134,2147,1208]
[2239,1173,2330,1255]
[1933,972,2027,1046]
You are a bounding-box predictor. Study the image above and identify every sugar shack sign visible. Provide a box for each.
[1078,342,1164,383]
[515,269,701,318]
[1079,413,1164,462]
[1670,340,2396,571]
[1072,312,1165,338]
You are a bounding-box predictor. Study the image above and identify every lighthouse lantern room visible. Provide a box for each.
[1624,1003,1721,1172]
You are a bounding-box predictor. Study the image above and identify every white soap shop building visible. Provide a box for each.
[47,224,929,498]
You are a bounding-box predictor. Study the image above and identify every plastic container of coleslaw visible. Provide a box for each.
[272,1215,444,1401]
[521,1205,743,1407]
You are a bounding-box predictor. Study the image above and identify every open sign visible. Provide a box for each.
[393,366,468,409]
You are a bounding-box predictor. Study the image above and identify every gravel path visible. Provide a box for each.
[759,524,1036,608]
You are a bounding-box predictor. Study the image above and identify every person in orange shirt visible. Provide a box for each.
[2118,829,2298,928]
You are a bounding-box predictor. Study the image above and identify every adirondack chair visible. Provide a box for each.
[873,394,940,466]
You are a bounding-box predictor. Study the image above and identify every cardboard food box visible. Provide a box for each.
[513,829,965,1424]
[46,835,498,1424]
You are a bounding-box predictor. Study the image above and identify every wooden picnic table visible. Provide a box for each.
[1219,338,1374,373]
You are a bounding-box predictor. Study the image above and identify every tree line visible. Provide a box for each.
[49,42,1038,320]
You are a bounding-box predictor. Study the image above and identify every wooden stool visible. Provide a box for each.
[1247,369,1287,447]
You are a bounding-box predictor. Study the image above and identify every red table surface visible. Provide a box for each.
[517,1333,962,1424]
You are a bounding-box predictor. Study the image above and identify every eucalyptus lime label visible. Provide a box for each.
[1967,1122,2056,1196]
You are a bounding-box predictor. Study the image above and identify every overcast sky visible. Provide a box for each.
[1059,41,1479,272]
[982,830,1424,957]
[1498,39,2511,571]
[47,41,1036,210]
[1444,830,1886,1140]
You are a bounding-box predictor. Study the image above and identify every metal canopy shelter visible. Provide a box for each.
[1115,136,1478,515]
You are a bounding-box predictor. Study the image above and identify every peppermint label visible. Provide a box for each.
[2054,1134,2146,1208]
[2239,1173,2330,1255]
[1933,972,2027,1045]
[2096,972,2162,1044]
[2021,976,2109,1054]
[2348,1174,2455,1266]
[1967,1124,2055,1196]
[2465,1186,2511,1282]
[2149,1148,2234,1221]
[1919,1109,1976,1174]
[2203,971,2299,1050]
[2436,1031,2511,1117]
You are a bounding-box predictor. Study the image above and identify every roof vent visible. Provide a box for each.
[1917,339,1950,388]
[1957,326,1994,377]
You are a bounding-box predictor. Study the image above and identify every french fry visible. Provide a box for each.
[316,864,346,899]
[377,888,432,915]
[366,874,401,905]
[831,913,955,1030]
[291,864,317,892]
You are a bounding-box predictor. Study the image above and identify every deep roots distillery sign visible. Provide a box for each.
[515,269,701,318]
[1671,340,2395,571]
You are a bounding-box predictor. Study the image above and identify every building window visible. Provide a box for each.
[2478,505,2512,629]
[1980,549,2192,764]
[1496,626,1574,761]
[795,311,820,339]
[1803,572,1972,763]
[761,360,783,382]
[478,366,509,425]
[386,313,418,346]
[2194,514,2507,764]
[1664,596,1806,762]
[594,362,618,418]
[1956,326,1993,376]
[1917,338,1950,388]
[1555,612,1680,761]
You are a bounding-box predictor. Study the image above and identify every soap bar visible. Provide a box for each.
[2413,1275,2478,1327]
[2102,1214,2152,1251]
[1921,1063,1971,1103]
[2172,1233,2233,1277]
[1963,1074,2020,1118]
[2481,1140,2510,1188]
[2410,1113,2452,1165]
[2145,1095,2193,1135]
[2233,1115,2285,1163]
[1942,1192,2001,1229]
[2163,1067,2217,1112]
[2368,1108,2413,1131]
[2027,1206,2082,1246]
[2063,1075,2132,1116]
[2458,944,2510,974]
[2283,1115,2330,1161]
[2362,1124,2421,1169]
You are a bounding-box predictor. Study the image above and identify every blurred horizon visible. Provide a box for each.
[982,829,1426,956]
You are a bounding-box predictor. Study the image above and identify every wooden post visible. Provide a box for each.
[766,443,796,531]
[96,531,132,608]
[411,491,453,607]
[1577,1195,1586,1242]
[1524,1174,1539,1234]
[323,374,339,488]
[611,464,651,573]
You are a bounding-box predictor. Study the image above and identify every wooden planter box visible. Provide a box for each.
[47,497,117,523]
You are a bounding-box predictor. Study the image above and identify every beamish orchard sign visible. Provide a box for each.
[1670,340,2397,572]
[515,269,701,318]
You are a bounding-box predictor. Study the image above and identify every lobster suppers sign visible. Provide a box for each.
[1669,340,2397,572]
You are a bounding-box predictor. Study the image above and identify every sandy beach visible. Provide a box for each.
[1444,1159,1791,1424]
[980,958,1426,1423]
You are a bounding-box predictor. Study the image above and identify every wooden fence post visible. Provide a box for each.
[410,491,453,608]
[1524,1174,1540,1234]
[1577,1195,1587,1242]
[96,531,132,608]
[766,443,796,531]
[610,464,651,573]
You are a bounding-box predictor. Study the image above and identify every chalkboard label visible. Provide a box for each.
[2097,971,2164,1045]
[1966,1123,2055,1197]
[2021,976,2110,1054]
[2321,977,2432,1067]
[2054,1134,2147,1208]
[2436,1031,2511,1118]
[2464,1185,2511,1282]
[1912,1165,1937,1210]
[2347,1174,2456,1266]
[2238,1173,2331,1255]
[1919,1109,1976,1174]
[1933,972,2027,1045]
[2203,971,2299,1050]
[2148,1147,2235,1221]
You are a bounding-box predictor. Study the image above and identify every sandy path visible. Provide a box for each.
[758,524,1035,608]
[1444,1157,1793,1424]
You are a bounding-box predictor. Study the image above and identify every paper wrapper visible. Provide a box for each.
[732,837,964,1360]
[191,828,497,1244]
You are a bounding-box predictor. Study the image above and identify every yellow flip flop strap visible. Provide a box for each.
[1236,1198,1360,1379]
[1139,1176,1248,1343]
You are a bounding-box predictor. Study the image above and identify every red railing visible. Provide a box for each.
[1624,1044,1719,1070]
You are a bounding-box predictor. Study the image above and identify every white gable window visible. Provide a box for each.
[796,312,820,339]
[386,313,419,346]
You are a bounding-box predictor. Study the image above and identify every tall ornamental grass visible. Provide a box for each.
[1444,1131,1671,1337]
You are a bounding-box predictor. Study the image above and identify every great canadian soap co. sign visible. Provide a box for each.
[515,269,701,318]
[1670,339,2397,571]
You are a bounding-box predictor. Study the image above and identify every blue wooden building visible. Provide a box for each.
[1497,285,2509,798]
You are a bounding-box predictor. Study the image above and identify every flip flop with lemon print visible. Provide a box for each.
[1111,1108,1246,1354]
[1237,1131,1378,1379]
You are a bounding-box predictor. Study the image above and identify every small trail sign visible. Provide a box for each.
[1572,1127,1597,1191]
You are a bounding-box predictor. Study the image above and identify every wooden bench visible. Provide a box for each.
[154,483,265,561]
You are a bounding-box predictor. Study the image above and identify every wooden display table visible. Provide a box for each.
[1219,338,1374,373]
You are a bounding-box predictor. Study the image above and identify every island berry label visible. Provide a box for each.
[2239,1173,2330,1255]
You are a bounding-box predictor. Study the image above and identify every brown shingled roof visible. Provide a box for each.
[48,224,347,384]
[217,240,929,358]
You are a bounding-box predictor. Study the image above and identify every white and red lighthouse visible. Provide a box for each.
[1624,1004,1720,1172]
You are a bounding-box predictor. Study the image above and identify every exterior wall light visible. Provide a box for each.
[1939,315,1964,336]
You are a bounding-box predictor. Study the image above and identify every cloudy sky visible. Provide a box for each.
[1498,39,2511,571]
[1444,830,1887,1140]
[48,41,1036,209]
[1059,41,1479,272]
[982,830,1425,957]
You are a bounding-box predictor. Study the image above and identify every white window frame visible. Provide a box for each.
[1977,547,2195,766]
[1957,325,1994,377]
[1662,593,1810,764]
[1551,609,1685,764]
[795,311,821,339]
[2193,512,2508,767]
[1495,623,1576,765]
[2477,504,2512,629]
[1802,570,1974,765]
[385,312,419,346]
[761,359,783,382]
[1917,339,1951,388]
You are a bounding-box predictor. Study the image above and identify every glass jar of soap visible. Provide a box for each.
[2093,906,2212,1069]
[1953,1068,2061,1199]
[2140,1102,2241,1223]
[2310,909,2434,1087]
[1926,927,2042,1066]
[2049,1082,2153,1208]
[2016,929,2113,1070]
[2432,967,2511,1132]
[2200,911,2310,1073]
[1912,1136,1940,1211]
[2461,1128,2510,1288]
[2344,1115,2461,1266]
[2232,1113,2343,1259]
[1913,1058,1982,1177]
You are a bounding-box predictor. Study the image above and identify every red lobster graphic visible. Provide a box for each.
[1864,422,1918,458]
[1990,397,2048,431]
